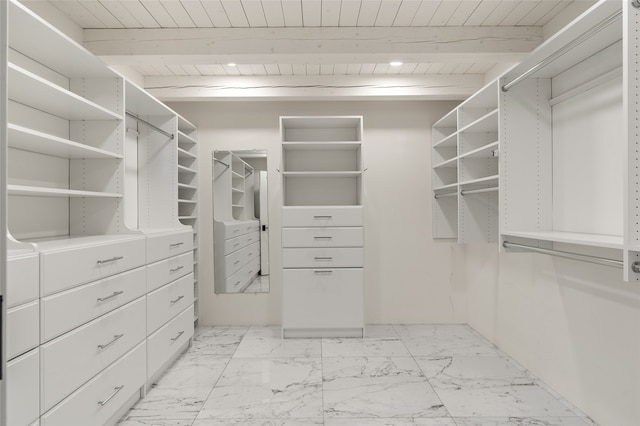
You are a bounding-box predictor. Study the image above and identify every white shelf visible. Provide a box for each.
[25,233,144,251]
[458,109,499,133]
[459,175,499,189]
[8,185,122,198]
[433,183,458,193]
[178,183,197,190]
[282,142,361,151]
[8,124,122,160]
[283,171,362,178]
[178,199,197,204]
[178,147,197,159]
[8,63,121,121]
[459,141,499,159]
[433,132,457,148]
[502,231,623,250]
[178,165,197,174]
[232,188,244,193]
[178,130,197,145]
[433,157,457,169]
[179,216,197,220]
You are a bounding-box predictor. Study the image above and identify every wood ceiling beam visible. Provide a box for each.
[83,26,542,65]
[144,74,484,101]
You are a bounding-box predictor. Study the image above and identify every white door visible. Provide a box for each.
[259,171,270,275]
[1,0,8,422]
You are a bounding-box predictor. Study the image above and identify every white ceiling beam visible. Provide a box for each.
[84,26,542,66]
[143,74,485,101]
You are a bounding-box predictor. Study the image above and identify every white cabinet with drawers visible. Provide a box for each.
[214,220,261,293]
[280,116,365,338]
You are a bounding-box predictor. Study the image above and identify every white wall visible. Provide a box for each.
[462,244,640,426]
[168,100,466,326]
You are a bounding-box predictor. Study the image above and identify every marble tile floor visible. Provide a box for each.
[118,325,596,426]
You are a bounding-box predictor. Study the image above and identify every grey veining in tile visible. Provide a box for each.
[195,357,323,420]
[397,325,500,357]
[325,418,457,425]
[417,356,576,418]
[118,419,194,426]
[322,337,411,357]
[151,354,229,389]
[192,419,324,426]
[120,387,206,422]
[191,325,249,355]
[323,356,447,418]
[233,325,321,358]
[453,417,593,426]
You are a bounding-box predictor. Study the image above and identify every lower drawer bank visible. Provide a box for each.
[41,342,147,426]
[147,304,194,381]
[7,348,40,426]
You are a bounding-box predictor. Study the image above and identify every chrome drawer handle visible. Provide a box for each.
[171,330,185,341]
[170,295,185,304]
[314,270,333,274]
[98,385,124,406]
[247,238,253,242]
[233,243,240,247]
[97,256,123,265]
[170,266,184,273]
[98,333,124,350]
[248,252,253,256]
[314,236,333,240]
[170,242,184,248]
[97,291,124,302]
[233,229,240,233]
[234,260,241,265]
[314,215,332,219]
[234,281,241,286]
[314,257,333,261]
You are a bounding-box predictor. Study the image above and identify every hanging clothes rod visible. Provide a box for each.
[461,187,499,196]
[503,241,623,269]
[501,9,622,92]
[125,111,174,140]
[213,158,230,168]
[434,192,457,199]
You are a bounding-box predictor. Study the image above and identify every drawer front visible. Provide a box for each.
[225,258,260,292]
[41,297,146,413]
[7,349,40,426]
[282,247,363,268]
[282,206,363,228]
[7,300,39,360]
[245,241,260,264]
[147,305,194,380]
[225,245,249,277]
[41,237,146,296]
[147,273,194,334]
[282,268,364,329]
[224,234,247,254]
[41,266,147,343]
[7,252,39,307]
[282,227,363,248]
[222,221,260,240]
[146,251,194,293]
[146,230,194,264]
[41,342,146,426]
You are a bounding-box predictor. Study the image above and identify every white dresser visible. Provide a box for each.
[213,220,261,293]
[280,116,365,338]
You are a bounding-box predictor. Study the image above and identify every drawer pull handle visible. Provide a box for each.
[234,260,241,265]
[248,238,253,242]
[170,242,184,248]
[314,215,333,219]
[233,229,240,233]
[98,334,124,350]
[234,243,240,247]
[314,236,333,240]
[97,291,124,302]
[97,256,123,265]
[314,257,333,261]
[248,252,253,256]
[170,295,185,304]
[170,266,184,273]
[314,270,333,274]
[171,330,185,341]
[98,385,124,406]
[235,281,241,286]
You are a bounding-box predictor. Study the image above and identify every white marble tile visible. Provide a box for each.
[325,418,457,425]
[233,325,321,358]
[323,356,447,418]
[453,417,593,426]
[120,387,207,422]
[322,337,411,357]
[191,325,249,355]
[398,325,500,358]
[417,357,577,418]
[192,420,323,426]
[196,357,323,420]
[118,419,194,426]
[152,354,229,390]
[365,324,401,339]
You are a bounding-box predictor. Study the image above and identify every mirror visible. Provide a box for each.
[212,149,270,293]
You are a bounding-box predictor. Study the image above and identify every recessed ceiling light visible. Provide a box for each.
[390,61,403,67]
[227,63,237,67]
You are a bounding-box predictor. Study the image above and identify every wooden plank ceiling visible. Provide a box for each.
[28,0,597,100]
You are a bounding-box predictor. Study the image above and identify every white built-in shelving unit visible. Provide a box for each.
[281,116,365,338]
[432,0,640,281]
[2,1,198,424]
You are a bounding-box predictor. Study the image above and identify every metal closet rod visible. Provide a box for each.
[213,157,230,168]
[125,111,174,140]
[434,192,457,199]
[501,9,622,92]
[503,241,623,269]
[461,187,498,196]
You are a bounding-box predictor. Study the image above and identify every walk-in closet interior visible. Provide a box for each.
[1,1,639,425]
